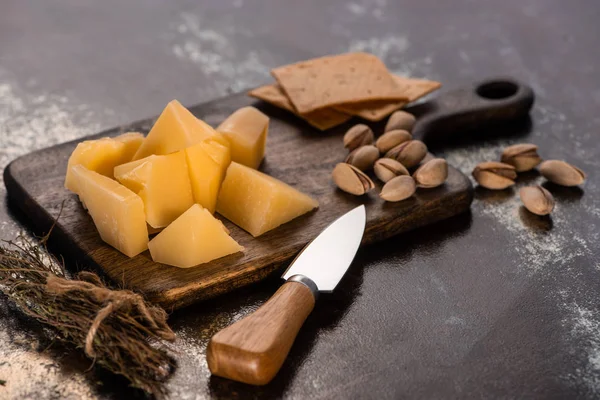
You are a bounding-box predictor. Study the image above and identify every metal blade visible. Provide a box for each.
[282,205,366,292]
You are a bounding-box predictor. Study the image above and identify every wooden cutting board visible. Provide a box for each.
[4,78,533,310]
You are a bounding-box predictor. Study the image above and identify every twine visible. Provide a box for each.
[46,273,175,358]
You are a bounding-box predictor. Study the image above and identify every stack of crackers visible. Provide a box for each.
[248,52,441,131]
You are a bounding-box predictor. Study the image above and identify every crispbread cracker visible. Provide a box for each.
[248,84,351,131]
[334,77,442,121]
[271,52,409,114]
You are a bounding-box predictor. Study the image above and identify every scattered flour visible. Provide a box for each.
[347,36,409,62]
[346,3,367,16]
[0,303,95,399]
[561,299,600,395]
[0,70,110,398]
[345,0,388,20]
[0,76,104,188]
[170,12,271,96]
[444,102,600,393]
[346,36,437,81]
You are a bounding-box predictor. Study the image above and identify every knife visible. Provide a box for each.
[206,205,367,385]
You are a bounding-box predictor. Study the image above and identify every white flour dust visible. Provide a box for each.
[0,302,95,399]
[0,72,110,398]
[346,36,436,81]
[346,0,388,20]
[561,298,600,396]
[444,102,600,392]
[346,0,387,21]
[170,12,271,96]
[0,77,104,188]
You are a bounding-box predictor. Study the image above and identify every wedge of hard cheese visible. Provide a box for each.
[114,151,194,228]
[148,204,243,268]
[185,140,231,213]
[64,132,144,193]
[217,162,318,237]
[71,165,148,257]
[133,100,228,161]
[217,106,269,169]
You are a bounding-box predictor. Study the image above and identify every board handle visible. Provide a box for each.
[411,77,535,145]
[207,281,316,385]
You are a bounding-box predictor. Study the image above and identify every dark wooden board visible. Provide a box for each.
[4,93,473,310]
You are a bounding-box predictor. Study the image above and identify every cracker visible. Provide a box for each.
[271,52,409,114]
[334,77,442,121]
[248,84,351,131]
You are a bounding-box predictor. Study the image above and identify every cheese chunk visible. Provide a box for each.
[114,131,145,156]
[71,165,148,257]
[185,141,231,213]
[133,100,228,161]
[148,204,243,268]
[217,162,318,237]
[64,132,144,193]
[114,151,194,228]
[217,106,269,169]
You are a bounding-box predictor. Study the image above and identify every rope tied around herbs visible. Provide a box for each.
[0,236,177,398]
[45,272,176,358]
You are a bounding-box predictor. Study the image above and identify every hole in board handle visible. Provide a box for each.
[476,80,519,100]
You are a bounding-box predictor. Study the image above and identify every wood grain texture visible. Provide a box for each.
[3,93,473,310]
[207,281,315,385]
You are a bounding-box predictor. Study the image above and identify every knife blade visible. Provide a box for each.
[206,205,367,385]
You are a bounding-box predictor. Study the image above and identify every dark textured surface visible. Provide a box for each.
[4,91,473,310]
[1,1,600,399]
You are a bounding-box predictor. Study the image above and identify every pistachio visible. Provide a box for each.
[539,160,586,186]
[413,158,448,188]
[345,145,380,171]
[374,158,409,183]
[375,129,412,153]
[384,110,416,132]
[332,163,375,195]
[380,175,416,202]
[472,161,517,189]
[519,185,555,216]
[385,140,428,168]
[501,143,542,172]
[343,124,374,151]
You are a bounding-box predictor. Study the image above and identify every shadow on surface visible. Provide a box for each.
[515,169,540,184]
[474,186,515,202]
[542,182,584,203]
[519,206,553,231]
[417,115,533,151]
[189,211,473,399]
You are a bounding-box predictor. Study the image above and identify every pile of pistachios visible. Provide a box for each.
[332,110,449,202]
[472,144,586,216]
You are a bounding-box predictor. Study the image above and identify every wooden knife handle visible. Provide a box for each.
[207,281,316,385]
[409,77,535,145]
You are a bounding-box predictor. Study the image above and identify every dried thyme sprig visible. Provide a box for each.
[0,234,176,398]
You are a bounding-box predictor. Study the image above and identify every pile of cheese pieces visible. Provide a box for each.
[65,100,318,268]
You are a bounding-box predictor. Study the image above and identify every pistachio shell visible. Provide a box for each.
[374,158,409,183]
[345,145,380,171]
[539,160,586,186]
[375,129,412,154]
[413,158,448,188]
[501,143,542,172]
[380,175,416,202]
[519,185,555,215]
[384,110,416,132]
[385,140,427,168]
[332,163,375,195]
[343,124,374,151]
[472,161,517,189]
